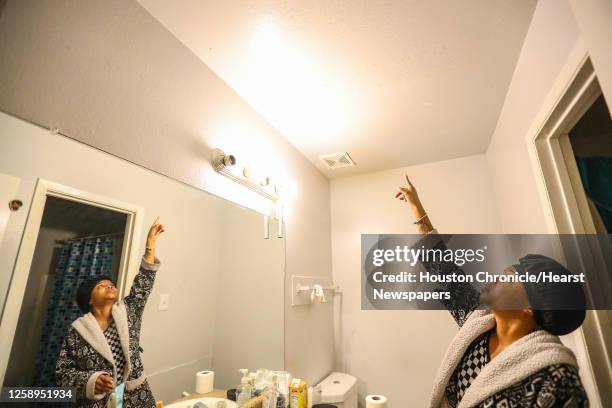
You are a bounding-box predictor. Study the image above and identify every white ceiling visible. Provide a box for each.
[137,0,536,178]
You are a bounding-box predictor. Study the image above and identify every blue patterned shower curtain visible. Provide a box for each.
[576,156,612,233]
[34,236,116,386]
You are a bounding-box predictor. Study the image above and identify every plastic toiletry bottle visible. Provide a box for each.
[254,368,269,396]
[262,374,279,408]
[236,369,253,406]
[289,378,307,408]
[276,389,287,408]
[274,371,291,408]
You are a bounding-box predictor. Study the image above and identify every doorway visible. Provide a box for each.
[3,196,127,387]
[530,56,612,408]
[0,179,143,387]
[568,94,612,235]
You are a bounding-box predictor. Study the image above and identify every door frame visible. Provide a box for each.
[526,42,611,407]
[0,178,143,386]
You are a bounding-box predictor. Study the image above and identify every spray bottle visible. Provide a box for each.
[236,369,253,406]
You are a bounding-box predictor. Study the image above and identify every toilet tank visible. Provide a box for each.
[317,372,357,408]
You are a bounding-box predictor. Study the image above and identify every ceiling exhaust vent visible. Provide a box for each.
[318,152,356,169]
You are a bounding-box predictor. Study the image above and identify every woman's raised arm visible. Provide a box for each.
[144,216,164,263]
[394,175,480,326]
[395,175,434,234]
[124,217,165,317]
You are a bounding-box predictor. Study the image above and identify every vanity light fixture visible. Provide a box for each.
[211,148,278,202]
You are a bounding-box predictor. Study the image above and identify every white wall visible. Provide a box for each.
[486,0,581,234]
[570,0,612,115]
[485,0,606,405]
[0,0,333,385]
[330,155,502,407]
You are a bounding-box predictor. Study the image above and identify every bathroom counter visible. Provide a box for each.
[171,389,263,408]
[174,389,227,401]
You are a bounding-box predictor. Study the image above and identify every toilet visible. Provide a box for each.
[316,372,357,408]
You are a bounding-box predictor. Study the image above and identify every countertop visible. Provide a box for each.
[169,389,263,408]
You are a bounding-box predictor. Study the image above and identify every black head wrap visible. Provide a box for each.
[515,254,586,335]
[75,275,114,314]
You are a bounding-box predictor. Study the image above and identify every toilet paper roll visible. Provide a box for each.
[365,394,387,408]
[195,370,214,394]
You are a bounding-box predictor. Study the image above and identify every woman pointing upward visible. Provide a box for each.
[56,217,165,407]
[395,176,588,408]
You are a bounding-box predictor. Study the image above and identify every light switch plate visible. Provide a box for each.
[159,293,169,311]
[291,275,332,306]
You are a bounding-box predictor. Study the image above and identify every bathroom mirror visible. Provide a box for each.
[0,112,285,404]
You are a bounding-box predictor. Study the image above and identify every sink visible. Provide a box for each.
[165,397,238,408]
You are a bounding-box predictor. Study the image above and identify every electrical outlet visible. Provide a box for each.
[159,294,169,311]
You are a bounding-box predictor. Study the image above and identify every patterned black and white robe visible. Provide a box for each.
[417,231,588,408]
[56,257,160,407]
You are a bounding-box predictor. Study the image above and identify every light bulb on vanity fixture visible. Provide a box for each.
[211,149,236,169]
